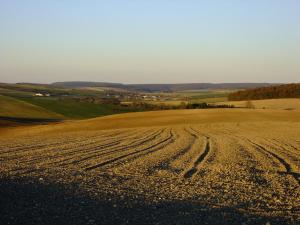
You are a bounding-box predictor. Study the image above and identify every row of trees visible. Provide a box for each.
[124,101,234,111]
[228,83,300,101]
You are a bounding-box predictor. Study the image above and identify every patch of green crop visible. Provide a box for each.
[16,97,141,119]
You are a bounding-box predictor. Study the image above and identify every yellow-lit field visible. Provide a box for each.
[221,98,300,110]
[1,108,300,224]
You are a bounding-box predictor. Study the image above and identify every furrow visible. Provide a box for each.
[183,136,210,179]
[63,129,165,166]
[0,129,135,161]
[270,139,300,157]
[84,130,173,171]
[0,130,125,155]
[145,127,196,175]
[16,129,149,165]
[247,139,300,186]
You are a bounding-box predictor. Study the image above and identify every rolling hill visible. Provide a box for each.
[221,98,300,110]
[1,108,300,224]
[52,82,276,92]
[0,95,64,119]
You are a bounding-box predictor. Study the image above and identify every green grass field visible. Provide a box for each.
[0,95,63,119]
[0,83,139,120]
[176,90,233,100]
[15,96,140,119]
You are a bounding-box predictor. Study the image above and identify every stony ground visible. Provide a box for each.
[1,122,300,225]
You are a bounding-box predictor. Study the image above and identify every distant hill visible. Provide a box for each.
[53,81,124,89]
[228,83,300,101]
[52,82,275,92]
[0,83,71,97]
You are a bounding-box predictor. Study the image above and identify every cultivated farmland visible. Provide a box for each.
[221,98,300,110]
[1,109,300,225]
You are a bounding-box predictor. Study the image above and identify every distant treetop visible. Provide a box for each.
[228,83,300,101]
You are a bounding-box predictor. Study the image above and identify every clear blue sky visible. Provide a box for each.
[0,0,299,83]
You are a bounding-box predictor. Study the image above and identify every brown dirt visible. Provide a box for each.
[1,109,300,224]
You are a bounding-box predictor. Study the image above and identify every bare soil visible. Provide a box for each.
[1,110,300,224]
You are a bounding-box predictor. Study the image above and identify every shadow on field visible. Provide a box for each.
[0,116,63,127]
[0,178,293,225]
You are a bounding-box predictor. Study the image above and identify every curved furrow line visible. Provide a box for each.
[118,131,176,169]
[183,136,210,179]
[11,128,146,163]
[0,138,118,163]
[0,137,65,152]
[0,140,72,156]
[188,127,218,166]
[220,133,275,187]
[161,128,196,167]
[84,129,174,171]
[72,128,166,166]
[4,129,155,174]
[219,132,297,185]
[0,137,93,161]
[30,129,155,166]
[227,132,297,172]
[265,139,300,170]
[286,141,300,153]
[23,140,122,165]
[247,139,300,186]
[221,130,281,158]
[0,130,126,155]
[0,129,134,160]
[0,131,146,175]
[270,139,300,157]
[61,129,165,166]
[185,127,198,139]
[146,127,196,174]
[189,126,211,139]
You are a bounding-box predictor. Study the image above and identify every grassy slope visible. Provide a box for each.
[0,83,135,119]
[16,97,140,119]
[0,87,35,98]
[0,95,64,119]
[0,83,107,98]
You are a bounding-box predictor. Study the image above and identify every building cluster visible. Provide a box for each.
[34,93,51,97]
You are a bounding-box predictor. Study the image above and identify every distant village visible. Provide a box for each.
[34,93,51,97]
[33,91,174,106]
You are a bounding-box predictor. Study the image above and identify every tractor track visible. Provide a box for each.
[84,129,174,171]
[183,136,211,179]
[45,129,156,165]
[247,139,300,186]
[1,129,142,164]
[147,127,198,174]
[64,129,166,166]
[0,130,128,155]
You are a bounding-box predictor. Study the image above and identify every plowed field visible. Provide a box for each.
[1,109,300,225]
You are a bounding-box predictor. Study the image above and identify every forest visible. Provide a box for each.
[228,83,300,101]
